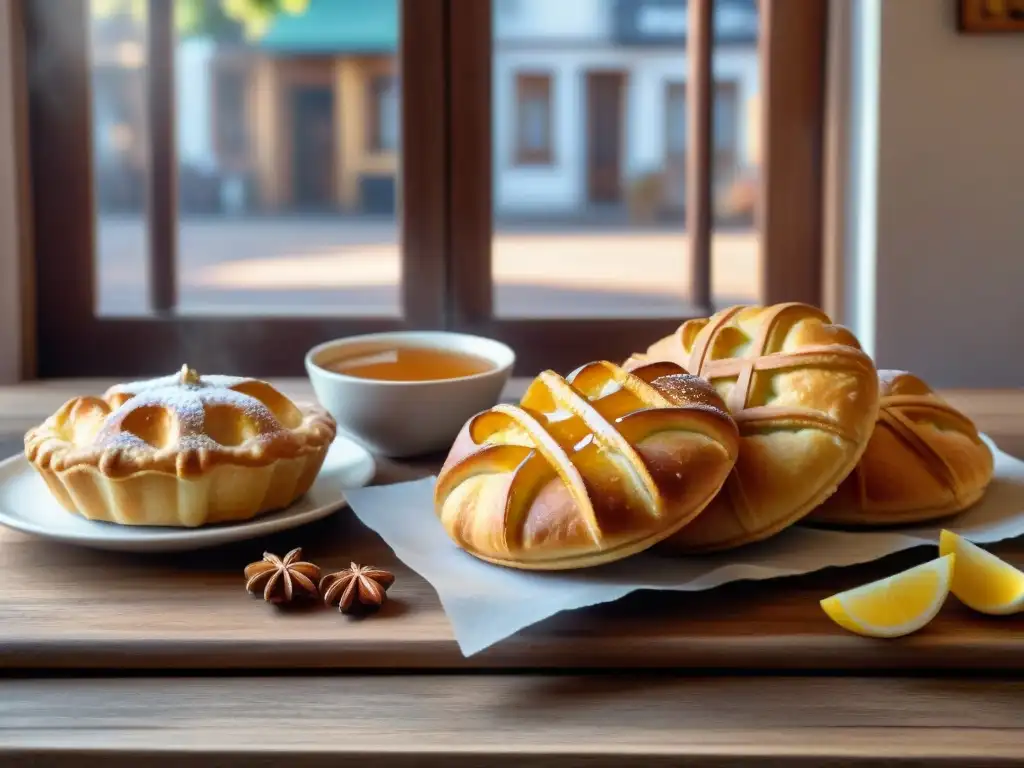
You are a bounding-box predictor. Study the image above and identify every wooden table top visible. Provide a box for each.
[1,379,1023,765]
[5,674,1024,766]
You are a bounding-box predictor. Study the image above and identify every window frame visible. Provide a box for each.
[21,0,828,379]
[24,0,447,378]
[446,0,828,374]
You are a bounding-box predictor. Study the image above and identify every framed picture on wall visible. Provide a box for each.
[959,0,1024,32]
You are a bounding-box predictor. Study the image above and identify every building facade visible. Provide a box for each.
[91,0,759,221]
[177,0,400,215]
[493,0,759,221]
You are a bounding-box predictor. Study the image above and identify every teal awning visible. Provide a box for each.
[259,0,398,54]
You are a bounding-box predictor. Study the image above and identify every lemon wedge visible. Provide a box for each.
[939,530,1024,615]
[820,554,954,638]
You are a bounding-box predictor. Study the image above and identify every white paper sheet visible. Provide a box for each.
[344,436,1024,657]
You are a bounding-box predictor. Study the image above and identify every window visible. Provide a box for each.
[712,81,741,220]
[368,74,399,153]
[211,62,249,170]
[664,82,687,217]
[22,0,827,378]
[666,83,687,159]
[713,82,739,152]
[513,73,553,166]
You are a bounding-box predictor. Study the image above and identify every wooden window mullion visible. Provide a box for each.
[145,0,177,314]
[401,0,448,329]
[686,0,714,315]
[758,0,828,307]
[446,0,493,329]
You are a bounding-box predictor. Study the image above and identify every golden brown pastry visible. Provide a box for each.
[434,360,740,570]
[24,365,337,527]
[626,303,880,552]
[807,370,994,526]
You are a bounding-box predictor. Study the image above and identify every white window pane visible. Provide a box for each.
[522,98,548,150]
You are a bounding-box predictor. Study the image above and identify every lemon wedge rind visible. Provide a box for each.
[939,529,1024,616]
[820,554,955,639]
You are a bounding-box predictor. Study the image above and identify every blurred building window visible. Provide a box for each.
[666,82,687,157]
[212,64,248,168]
[713,81,740,197]
[713,82,738,152]
[368,74,399,153]
[664,82,687,213]
[514,73,553,166]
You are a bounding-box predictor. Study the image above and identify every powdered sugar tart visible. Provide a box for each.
[24,365,337,527]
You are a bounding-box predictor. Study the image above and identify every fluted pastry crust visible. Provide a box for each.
[626,303,880,552]
[807,370,993,526]
[434,360,740,570]
[24,366,337,527]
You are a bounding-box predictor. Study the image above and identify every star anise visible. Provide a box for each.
[320,563,395,614]
[244,548,321,604]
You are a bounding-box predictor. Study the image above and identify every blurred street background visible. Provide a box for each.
[91,0,763,317]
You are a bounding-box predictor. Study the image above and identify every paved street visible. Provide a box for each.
[96,216,761,317]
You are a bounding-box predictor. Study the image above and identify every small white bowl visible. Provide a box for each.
[305,331,515,458]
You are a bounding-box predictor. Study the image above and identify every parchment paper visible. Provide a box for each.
[344,436,1024,656]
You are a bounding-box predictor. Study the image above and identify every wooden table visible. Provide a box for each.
[1,380,1023,766]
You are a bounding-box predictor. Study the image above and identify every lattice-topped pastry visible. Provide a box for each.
[808,370,993,526]
[625,303,880,552]
[434,360,740,570]
[24,365,337,527]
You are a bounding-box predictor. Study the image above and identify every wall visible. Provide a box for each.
[251,56,284,209]
[494,0,609,42]
[335,56,398,211]
[869,1,1024,388]
[176,38,214,171]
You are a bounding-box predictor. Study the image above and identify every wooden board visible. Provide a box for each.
[0,382,1023,672]
[2,674,1024,766]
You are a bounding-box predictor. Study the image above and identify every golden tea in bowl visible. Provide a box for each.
[305,331,514,457]
[324,346,494,382]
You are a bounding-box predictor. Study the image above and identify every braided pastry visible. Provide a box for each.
[434,360,739,570]
[807,370,993,526]
[626,303,880,552]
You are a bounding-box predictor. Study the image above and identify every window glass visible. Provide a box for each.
[491,0,763,318]
[90,0,403,317]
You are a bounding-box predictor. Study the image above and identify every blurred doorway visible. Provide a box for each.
[290,84,336,209]
[585,70,626,204]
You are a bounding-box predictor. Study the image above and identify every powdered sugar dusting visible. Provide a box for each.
[107,371,249,396]
[96,369,288,451]
[101,432,150,450]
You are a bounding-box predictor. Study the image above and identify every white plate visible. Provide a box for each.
[0,436,376,552]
